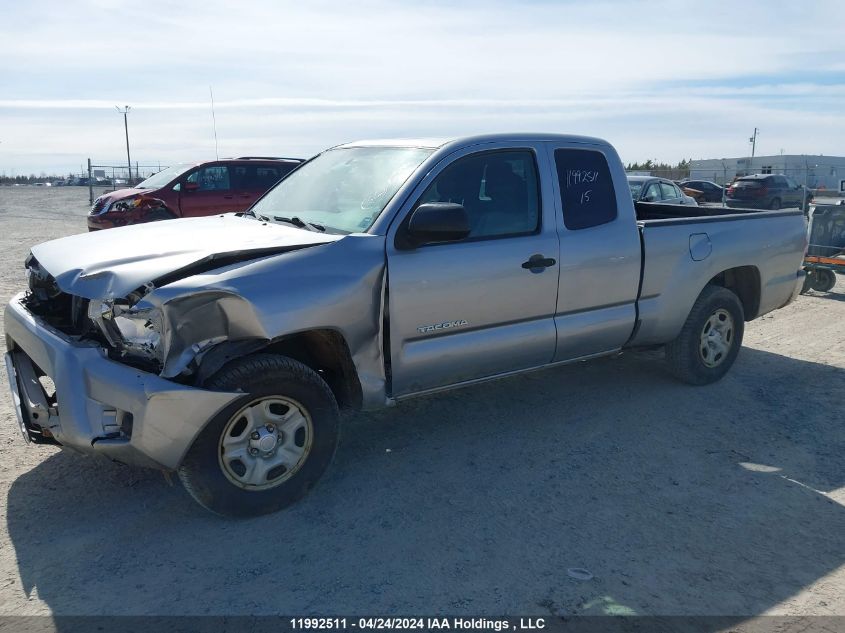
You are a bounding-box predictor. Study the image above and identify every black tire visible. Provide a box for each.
[800,272,815,294]
[665,286,745,385]
[178,354,339,517]
[811,269,837,292]
[769,198,781,210]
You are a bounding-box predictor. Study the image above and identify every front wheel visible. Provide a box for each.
[178,354,340,517]
[665,286,745,385]
[769,198,781,210]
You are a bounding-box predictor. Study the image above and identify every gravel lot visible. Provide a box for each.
[0,187,843,617]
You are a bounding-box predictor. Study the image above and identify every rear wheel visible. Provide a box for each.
[178,354,340,517]
[665,286,745,385]
[769,198,781,210]
[811,269,837,292]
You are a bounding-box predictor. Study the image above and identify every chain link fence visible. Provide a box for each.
[86,159,169,203]
[687,158,845,195]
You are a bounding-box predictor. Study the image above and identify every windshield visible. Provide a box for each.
[251,147,433,233]
[136,164,195,189]
[628,181,644,200]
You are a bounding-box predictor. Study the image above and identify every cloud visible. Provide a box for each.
[0,0,844,173]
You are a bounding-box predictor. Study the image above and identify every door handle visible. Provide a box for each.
[521,254,556,272]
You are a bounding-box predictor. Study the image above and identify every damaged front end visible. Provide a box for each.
[9,256,258,469]
[6,215,390,470]
[23,257,265,385]
[25,255,166,375]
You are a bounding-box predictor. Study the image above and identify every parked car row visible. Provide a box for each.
[627,174,815,211]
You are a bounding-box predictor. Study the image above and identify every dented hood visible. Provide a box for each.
[30,214,341,300]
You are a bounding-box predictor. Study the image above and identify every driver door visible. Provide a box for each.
[386,144,560,397]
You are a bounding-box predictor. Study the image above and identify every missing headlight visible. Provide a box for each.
[113,310,163,362]
[88,300,164,368]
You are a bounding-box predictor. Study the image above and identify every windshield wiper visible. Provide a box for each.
[273,215,325,232]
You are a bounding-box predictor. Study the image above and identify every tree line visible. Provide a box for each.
[625,159,691,180]
[0,174,71,185]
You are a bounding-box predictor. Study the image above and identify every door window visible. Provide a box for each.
[232,165,286,191]
[417,150,540,239]
[187,165,231,191]
[554,149,618,229]
[643,183,661,202]
[659,182,678,200]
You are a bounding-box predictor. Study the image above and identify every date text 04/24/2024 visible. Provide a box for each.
[289,618,546,630]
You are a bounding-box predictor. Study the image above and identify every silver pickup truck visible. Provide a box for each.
[4,134,807,516]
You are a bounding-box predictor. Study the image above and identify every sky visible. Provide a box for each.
[1,0,844,175]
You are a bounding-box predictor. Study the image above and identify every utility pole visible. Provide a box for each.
[116,105,132,183]
[749,127,759,158]
[209,86,220,160]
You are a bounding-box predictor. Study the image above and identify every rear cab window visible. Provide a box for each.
[554,149,618,230]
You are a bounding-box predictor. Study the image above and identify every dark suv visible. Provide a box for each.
[88,157,303,231]
[726,174,811,211]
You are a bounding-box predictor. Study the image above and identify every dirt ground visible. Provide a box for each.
[0,187,843,617]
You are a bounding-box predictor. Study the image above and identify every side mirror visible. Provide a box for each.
[405,202,470,247]
[183,181,200,192]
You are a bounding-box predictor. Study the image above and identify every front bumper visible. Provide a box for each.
[86,213,118,231]
[4,293,240,470]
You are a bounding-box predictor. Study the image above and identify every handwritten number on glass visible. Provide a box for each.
[566,170,599,205]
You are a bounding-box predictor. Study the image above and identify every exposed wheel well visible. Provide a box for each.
[259,330,363,410]
[707,266,761,320]
[196,329,363,410]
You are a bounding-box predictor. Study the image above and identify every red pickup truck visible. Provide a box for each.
[87,157,303,230]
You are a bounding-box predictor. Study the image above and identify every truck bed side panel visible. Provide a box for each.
[630,212,806,347]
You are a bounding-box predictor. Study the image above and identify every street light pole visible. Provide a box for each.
[749,127,759,158]
[116,105,132,183]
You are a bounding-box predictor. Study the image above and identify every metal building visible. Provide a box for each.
[690,155,845,193]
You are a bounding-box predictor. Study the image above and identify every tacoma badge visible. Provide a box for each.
[417,319,468,334]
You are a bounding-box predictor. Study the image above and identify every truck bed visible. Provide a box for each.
[629,202,807,348]
[635,201,800,223]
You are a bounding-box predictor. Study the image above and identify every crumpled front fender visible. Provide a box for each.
[152,290,267,378]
